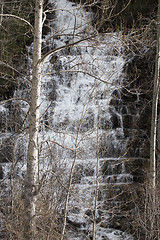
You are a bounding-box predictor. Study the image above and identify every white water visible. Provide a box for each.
[0,0,134,239]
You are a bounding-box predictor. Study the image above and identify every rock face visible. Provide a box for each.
[0,0,154,239]
[64,47,153,239]
[65,69,151,238]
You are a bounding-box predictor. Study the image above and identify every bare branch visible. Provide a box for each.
[46,139,79,151]
[0,61,21,74]
[40,36,94,66]
[0,14,33,29]
[0,98,30,106]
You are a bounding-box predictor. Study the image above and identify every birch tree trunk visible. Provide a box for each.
[0,0,4,25]
[157,2,160,188]
[150,0,160,190]
[149,1,160,236]
[24,0,43,239]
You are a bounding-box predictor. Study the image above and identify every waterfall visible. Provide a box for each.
[0,0,143,239]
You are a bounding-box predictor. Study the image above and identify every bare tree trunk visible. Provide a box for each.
[150,0,160,190]
[156,3,160,237]
[92,112,100,240]
[149,1,160,237]
[24,0,43,239]
[0,0,4,25]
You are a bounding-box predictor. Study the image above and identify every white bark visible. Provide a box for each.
[0,1,4,25]
[157,2,160,187]
[149,2,160,236]
[150,0,160,190]
[24,0,43,239]
[93,118,100,240]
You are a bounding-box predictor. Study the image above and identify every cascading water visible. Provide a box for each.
[0,0,141,239]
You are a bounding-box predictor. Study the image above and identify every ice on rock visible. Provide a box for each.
[0,0,134,239]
